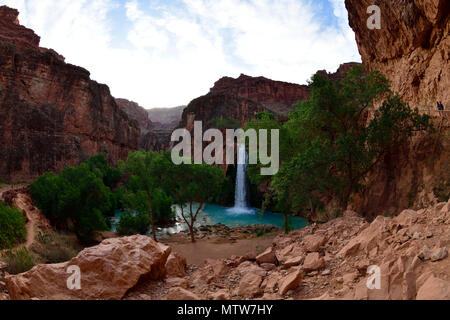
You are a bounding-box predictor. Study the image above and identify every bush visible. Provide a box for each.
[30,160,112,244]
[1,248,35,275]
[117,211,150,236]
[31,232,80,264]
[0,201,27,249]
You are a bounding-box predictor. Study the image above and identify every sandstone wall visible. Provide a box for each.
[0,6,140,183]
[345,0,450,215]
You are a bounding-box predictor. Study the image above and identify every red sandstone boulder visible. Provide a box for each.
[5,235,170,300]
[302,253,325,272]
[165,253,187,278]
[278,268,303,295]
[416,276,450,300]
[256,247,277,264]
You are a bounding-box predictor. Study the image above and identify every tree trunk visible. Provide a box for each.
[189,224,196,243]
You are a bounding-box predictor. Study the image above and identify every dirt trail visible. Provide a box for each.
[0,187,50,249]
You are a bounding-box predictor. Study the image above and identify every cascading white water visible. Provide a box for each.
[233,143,250,211]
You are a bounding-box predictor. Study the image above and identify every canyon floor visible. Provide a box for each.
[1,189,449,300]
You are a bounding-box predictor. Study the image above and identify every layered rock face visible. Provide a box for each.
[345,0,450,215]
[345,0,449,108]
[180,64,361,131]
[181,93,267,131]
[116,98,154,134]
[0,6,140,183]
[210,74,309,115]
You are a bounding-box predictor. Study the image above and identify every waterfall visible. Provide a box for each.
[232,143,250,212]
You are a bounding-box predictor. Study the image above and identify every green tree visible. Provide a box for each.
[165,163,224,243]
[271,65,433,221]
[30,160,112,244]
[119,151,173,241]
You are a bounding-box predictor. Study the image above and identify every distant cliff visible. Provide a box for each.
[180,64,361,130]
[0,6,140,183]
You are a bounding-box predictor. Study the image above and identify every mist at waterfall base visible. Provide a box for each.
[110,144,307,238]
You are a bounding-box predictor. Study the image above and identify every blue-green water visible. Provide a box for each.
[201,204,308,229]
[110,203,307,238]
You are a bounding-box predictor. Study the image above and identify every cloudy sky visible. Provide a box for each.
[1,0,361,108]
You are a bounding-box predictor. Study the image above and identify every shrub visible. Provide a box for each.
[1,248,35,275]
[30,161,111,244]
[0,201,27,249]
[117,211,150,236]
[31,232,80,264]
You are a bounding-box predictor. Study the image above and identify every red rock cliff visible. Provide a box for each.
[345,0,449,108]
[0,6,140,183]
[345,0,450,215]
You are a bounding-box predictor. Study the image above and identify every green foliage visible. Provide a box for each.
[0,178,5,184]
[250,65,434,222]
[30,156,115,244]
[208,117,241,129]
[1,248,35,275]
[0,201,27,249]
[117,210,151,235]
[164,162,225,242]
[119,151,176,240]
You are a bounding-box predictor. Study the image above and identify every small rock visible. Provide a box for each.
[321,269,331,276]
[418,245,432,261]
[210,289,231,300]
[412,232,421,240]
[431,247,448,262]
[166,287,200,300]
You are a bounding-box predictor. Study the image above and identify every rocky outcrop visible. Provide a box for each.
[345,0,449,110]
[180,93,267,131]
[0,6,140,183]
[116,98,154,134]
[5,235,171,300]
[146,199,449,300]
[344,0,450,216]
[210,73,309,115]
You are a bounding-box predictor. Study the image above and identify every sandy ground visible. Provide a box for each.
[164,236,276,265]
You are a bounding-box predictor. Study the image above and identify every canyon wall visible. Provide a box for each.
[0,6,140,183]
[345,0,450,215]
[345,0,449,109]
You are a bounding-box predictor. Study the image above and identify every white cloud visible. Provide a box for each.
[1,0,360,108]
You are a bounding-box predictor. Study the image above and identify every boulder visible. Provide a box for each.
[5,235,170,300]
[416,276,450,300]
[302,253,325,272]
[278,268,303,295]
[256,247,277,265]
[166,287,200,300]
[165,252,187,278]
[237,273,263,298]
[303,234,327,252]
